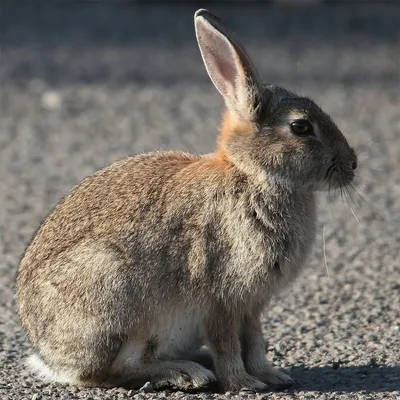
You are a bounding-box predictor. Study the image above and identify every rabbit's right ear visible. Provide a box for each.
[194,9,263,121]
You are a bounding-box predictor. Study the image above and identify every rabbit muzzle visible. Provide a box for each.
[325,149,358,189]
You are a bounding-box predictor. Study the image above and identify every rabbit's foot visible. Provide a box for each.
[152,360,216,390]
[250,364,294,390]
[220,373,268,393]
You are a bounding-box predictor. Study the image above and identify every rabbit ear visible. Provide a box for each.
[194,9,262,120]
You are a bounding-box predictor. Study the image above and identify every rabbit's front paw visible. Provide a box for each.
[253,365,294,390]
[154,361,216,390]
[220,373,268,393]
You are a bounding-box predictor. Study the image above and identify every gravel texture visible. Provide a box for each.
[1,3,399,400]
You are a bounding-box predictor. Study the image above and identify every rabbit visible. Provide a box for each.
[16,8,358,393]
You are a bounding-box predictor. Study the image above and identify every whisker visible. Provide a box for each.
[350,182,378,207]
[355,171,376,180]
[326,190,337,222]
[345,188,362,225]
[345,184,359,205]
[368,167,383,171]
[353,139,376,151]
[356,154,370,162]
[353,137,389,151]
[339,181,346,205]
[342,186,362,225]
[357,158,370,164]
[351,183,370,196]
[325,166,339,223]
[348,182,384,219]
[333,186,340,205]
[349,207,361,225]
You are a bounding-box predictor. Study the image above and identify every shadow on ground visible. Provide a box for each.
[289,365,400,393]
[119,364,400,394]
[168,354,400,394]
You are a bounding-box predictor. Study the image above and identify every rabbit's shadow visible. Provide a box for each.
[151,364,400,394]
[288,364,400,393]
[187,352,400,393]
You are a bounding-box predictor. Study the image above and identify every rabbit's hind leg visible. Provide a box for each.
[109,338,216,390]
[26,333,125,388]
[27,337,215,390]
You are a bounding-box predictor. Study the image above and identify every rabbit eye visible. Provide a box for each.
[290,119,314,136]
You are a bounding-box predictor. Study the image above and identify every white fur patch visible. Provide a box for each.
[26,354,79,384]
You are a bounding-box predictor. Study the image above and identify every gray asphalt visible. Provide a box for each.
[0,3,399,400]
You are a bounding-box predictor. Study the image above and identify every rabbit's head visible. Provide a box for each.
[195,9,357,191]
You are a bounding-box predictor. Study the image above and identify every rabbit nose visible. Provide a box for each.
[351,159,357,170]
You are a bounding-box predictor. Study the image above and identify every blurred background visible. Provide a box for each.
[1,2,399,399]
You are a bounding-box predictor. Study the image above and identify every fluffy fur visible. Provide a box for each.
[16,9,357,393]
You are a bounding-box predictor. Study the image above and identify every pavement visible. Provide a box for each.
[0,3,399,400]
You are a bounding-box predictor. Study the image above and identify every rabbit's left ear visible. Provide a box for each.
[194,9,263,120]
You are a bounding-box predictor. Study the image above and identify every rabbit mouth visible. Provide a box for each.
[325,163,355,189]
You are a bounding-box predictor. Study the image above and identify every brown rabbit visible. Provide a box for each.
[16,9,357,393]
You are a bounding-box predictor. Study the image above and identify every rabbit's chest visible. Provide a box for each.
[227,196,317,290]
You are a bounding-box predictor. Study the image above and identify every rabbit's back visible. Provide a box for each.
[18,151,199,265]
[16,152,202,334]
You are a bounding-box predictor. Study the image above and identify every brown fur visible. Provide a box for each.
[216,111,255,165]
[16,9,357,393]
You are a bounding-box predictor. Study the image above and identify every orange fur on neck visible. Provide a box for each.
[215,110,255,168]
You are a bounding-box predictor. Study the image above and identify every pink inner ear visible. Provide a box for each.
[205,32,241,98]
[213,45,238,86]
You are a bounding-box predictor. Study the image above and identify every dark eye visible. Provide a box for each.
[290,119,314,136]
